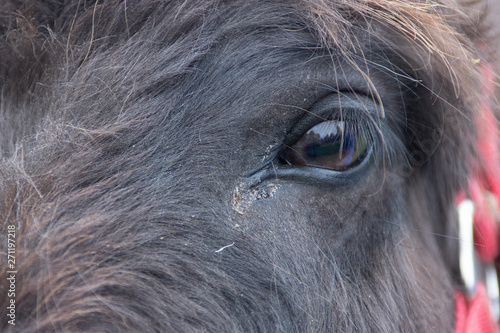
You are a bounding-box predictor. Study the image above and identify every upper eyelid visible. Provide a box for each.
[282,93,382,144]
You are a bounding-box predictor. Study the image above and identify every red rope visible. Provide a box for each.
[455,284,498,333]
[455,63,500,332]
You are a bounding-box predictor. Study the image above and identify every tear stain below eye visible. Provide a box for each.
[232,182,280,214]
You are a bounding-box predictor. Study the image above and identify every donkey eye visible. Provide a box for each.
[281,121,369,171]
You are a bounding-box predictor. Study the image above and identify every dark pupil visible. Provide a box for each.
[283,121,366,170]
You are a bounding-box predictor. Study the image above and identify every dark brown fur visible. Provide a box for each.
[0,0,498,332]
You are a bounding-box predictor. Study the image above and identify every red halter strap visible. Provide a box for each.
[454,63,500,333]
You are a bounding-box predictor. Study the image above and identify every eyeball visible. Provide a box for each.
[280,121,369,171]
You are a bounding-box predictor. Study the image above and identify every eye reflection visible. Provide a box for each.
[281,121,368,171]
